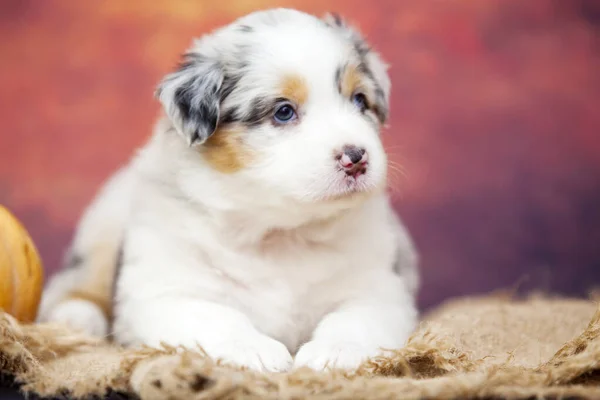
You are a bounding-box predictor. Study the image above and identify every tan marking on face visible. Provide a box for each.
[279,74,308,106]
[340,64,365,98]
[202,127,253,173]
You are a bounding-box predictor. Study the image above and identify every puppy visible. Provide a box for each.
[37,8,419,372]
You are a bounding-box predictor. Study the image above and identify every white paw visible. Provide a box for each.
[46,299,108,337]
[294,341,382,371]
[204,334,293,373]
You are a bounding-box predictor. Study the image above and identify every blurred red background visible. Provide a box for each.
[1,0,599,309]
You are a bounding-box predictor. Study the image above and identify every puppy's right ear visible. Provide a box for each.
[156,53,224,146]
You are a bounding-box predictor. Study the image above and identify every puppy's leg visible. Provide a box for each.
[112,222,293,372]
[42,289,109,337]
[294,275,417,371]
[37,167,134,336]
[114,297,293,372]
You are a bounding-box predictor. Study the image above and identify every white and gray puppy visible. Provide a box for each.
[37,8,419,372]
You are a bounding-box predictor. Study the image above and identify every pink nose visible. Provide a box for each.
[338,145,368,177]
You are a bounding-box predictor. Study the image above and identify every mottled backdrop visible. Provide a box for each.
[1,0,599,309]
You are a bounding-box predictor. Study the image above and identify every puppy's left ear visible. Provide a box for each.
[323,12,392,123]
[156,53,225,146]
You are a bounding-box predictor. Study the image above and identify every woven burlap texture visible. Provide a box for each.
[1,294,599,399]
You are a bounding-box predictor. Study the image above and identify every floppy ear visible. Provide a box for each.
[156,53,225,146]
[323,13,392,123]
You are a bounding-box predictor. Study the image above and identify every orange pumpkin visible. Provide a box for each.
[0,205,44,323]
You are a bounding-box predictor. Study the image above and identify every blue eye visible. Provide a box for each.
[273,103,297,124]
[352,92,368,112]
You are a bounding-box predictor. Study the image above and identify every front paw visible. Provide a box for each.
[293,341,383,371]
[205,334,293,373]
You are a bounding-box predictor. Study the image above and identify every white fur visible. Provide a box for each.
[40,8,420,372]
[45,299,108,337]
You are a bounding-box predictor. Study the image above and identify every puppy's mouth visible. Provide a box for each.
[342,173,371,192]
[321,168,378,201]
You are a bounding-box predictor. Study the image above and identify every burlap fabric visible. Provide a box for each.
[1,293,599,399]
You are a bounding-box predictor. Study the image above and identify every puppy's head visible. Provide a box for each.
[157,9,391,210]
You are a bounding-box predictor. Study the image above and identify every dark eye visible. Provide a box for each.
[352,92,368,112]
[273,103,297,124]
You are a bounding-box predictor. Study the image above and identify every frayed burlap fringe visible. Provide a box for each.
[1,294,599,399]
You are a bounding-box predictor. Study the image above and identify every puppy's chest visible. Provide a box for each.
[213,243,372,350]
